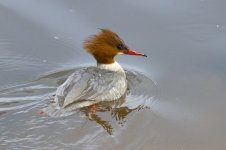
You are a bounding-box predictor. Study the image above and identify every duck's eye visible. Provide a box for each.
[116,44,124,50]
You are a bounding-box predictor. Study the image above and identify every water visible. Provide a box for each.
[0,0,226,149]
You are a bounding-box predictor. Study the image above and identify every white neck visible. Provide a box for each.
[97,61,125,73]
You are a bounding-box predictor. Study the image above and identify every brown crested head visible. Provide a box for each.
[83,29,147,64]
[83,29,128,64]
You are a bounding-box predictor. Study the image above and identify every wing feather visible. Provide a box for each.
[54,67,127,108]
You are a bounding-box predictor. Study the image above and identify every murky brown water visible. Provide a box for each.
[1,0,226,150]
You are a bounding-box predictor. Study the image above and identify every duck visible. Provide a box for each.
[43,29,147,115]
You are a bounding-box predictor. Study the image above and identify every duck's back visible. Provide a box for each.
[54,66,127,108]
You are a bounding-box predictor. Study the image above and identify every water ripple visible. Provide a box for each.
[0,66,158,150]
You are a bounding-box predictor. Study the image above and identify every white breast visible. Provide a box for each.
[97,61,125,74]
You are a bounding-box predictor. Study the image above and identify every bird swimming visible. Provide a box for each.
[42,29,147,116]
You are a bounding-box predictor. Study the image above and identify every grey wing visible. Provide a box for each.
[54,67,127,108]
[54,68,92,107]
[85,68,127,101]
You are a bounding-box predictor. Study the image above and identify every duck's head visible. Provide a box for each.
[83,29,147,64]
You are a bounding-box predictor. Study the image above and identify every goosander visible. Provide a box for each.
[47,29,147,113]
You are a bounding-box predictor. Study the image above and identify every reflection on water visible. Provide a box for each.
[80,95,148,135]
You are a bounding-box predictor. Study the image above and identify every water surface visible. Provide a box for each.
[0,0,226,150]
